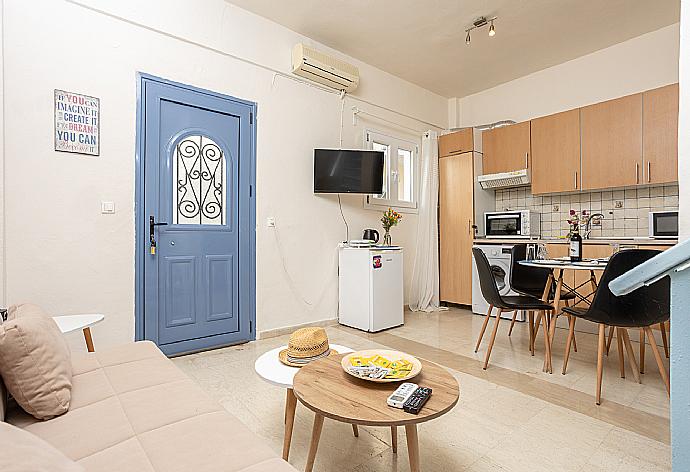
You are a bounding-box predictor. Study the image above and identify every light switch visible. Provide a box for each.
[266,217,275,227]
[101,201,115,214]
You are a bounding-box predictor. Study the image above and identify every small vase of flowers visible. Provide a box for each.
[566,209,588,237]
[381,208,403,246]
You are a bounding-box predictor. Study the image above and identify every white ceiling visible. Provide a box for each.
[224,0,679,98]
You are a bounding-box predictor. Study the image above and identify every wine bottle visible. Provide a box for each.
[570,224,582,262]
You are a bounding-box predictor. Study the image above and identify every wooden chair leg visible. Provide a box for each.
[508,310,518,337]
[528,311,535,356]
[605,325,615,355]
[639,328,646,374]
[561,301,577,352]
[644,327,670,396]
[616,327,625,379]
[542,310,553,373]
[619,328,640,384]
[660,322,669,358]
[483,309,503,370]
[533,312,542,343]
[596,324,606,405]
[562,315,576,375]
[475,305,493,353]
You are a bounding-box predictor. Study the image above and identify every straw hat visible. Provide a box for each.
[278,327,337,367]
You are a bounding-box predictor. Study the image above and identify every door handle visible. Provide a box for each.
[635,163,640,184]
[525,151,529,168]
[149,216,168,254]
[574,171,578,189]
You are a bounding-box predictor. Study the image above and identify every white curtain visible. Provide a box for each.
[409,131,444,312]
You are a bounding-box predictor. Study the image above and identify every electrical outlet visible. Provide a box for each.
[614,201,623,209]
[266,217,276,228]
[552,205,559,212]
[101,201,115,214]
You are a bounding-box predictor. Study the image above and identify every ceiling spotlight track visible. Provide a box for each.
[465,15,497,45]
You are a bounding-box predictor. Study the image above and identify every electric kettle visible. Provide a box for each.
[363,229,379,243]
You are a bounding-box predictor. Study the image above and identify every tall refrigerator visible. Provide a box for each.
[338,246,404,332]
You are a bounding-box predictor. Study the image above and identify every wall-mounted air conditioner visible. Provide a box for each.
[291,43,360,92]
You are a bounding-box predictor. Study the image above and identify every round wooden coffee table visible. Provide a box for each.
[293,353,459,472]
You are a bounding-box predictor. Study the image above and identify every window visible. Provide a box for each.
[364,130,419,211]
[173,135,226,225]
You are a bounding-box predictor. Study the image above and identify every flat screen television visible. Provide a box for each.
[313,149,384,194]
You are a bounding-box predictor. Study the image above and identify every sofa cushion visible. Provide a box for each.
[0,422,85,471]
[7,302,54,321]
[0,307,72,420]
[6,341,299,472]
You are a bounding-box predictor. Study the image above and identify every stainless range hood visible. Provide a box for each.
[477,169,531,189]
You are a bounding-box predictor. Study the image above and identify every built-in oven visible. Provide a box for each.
[484,210,540,238]
[649,211,678,239]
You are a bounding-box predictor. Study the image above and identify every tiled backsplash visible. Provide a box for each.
[495,185,679,238]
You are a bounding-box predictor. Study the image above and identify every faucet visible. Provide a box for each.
[583,213,605,239]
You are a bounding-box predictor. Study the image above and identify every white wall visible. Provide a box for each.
[2,0,448,349]
[680,6,690,240]
[452,24,680,127]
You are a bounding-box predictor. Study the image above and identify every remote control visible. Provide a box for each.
[387,382,418,408]
[403,387,432,414]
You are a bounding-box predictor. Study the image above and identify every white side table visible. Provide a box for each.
[255,344,354,460]
[52,314,105,352]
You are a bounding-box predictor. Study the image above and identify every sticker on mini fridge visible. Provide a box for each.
[54,89,100,156]
[373,255,382,269]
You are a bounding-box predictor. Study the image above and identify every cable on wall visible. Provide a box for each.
[272,225,340,310]
[352,106,428,135]
[339,90,346,147]
[337,194,349,243]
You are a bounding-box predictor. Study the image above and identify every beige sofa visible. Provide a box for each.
[3,340,298,472]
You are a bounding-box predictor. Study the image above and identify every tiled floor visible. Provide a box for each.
[172,307,670,471]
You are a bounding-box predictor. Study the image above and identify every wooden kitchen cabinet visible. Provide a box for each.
[482,121,531,175]
[439,128,473,157]
[643,83,679,185]
[439,152,474,305]
[581,93,643,190]
[531,109,581,194]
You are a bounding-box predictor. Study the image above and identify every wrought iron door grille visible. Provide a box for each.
[173,135,226,225]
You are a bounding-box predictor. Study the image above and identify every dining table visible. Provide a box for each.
[518,257,609,373]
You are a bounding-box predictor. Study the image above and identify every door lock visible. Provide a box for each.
[149,216,168,255]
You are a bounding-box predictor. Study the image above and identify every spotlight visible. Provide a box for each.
[489,21,496,37]
[466,31,471,44]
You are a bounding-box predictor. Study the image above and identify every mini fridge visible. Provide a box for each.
[338,246,404,332]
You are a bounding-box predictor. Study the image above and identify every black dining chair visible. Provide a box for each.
[561,249,670,404]
[509,244,577,356]
[473,247,555,370]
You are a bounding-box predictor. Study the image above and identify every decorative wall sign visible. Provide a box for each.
[54,89,100,156]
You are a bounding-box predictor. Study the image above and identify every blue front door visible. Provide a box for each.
[140,76,255,355]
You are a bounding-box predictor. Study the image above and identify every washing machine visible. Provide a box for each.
[471,244,525,321]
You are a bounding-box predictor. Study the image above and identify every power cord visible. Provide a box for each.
[337,194,349,243]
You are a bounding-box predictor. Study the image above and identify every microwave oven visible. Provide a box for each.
[648,211,678,239]
[484,210,540,238]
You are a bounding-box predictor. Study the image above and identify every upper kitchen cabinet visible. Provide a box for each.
[531,109,581,194]
[643,83,679,185]
[439,128,473,157]
[581,93,643,190]
[482,121,531,174]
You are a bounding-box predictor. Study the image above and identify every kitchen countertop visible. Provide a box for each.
[473,237,677,246]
